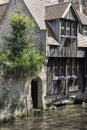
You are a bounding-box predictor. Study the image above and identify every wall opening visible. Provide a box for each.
[31,77,43,109]
[31,80,38,108]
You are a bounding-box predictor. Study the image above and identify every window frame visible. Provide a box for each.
[66,21,71,36]
[71,22,77,37]
[83,26,87,36]
[61,20,77,37]
[61,20,66,36]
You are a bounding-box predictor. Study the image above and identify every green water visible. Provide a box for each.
[0,105,87,130]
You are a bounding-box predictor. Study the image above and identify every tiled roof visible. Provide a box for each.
[76,10,87,25]
[24,0,53,30]
[45,2,70,20]
[0,3,8,20]
[78,33,87,47]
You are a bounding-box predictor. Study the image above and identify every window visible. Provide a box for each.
[67,59,72,75]
[66,22,70,36]
[60,59,66,76]
[72,59,77,75]
[61,21,66,35]
[71,23,77,36]
[53,59,58,77]
[66,59,77,76]
[61,20,77,37]
[83,26,87,36]
[50,45,58,57]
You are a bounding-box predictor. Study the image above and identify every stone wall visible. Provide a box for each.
[0,0,47,120]
[0,0,46,47]
[0,65,47,120]
[0,76,32,119]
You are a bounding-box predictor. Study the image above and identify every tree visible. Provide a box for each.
[1,13,44,78]
[0,13,45,112]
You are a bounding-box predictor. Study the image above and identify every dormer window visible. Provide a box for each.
[83,26,87,36]
[61,20,77,37]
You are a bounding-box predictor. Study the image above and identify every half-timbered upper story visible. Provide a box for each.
[45,2,79,58]
[45,2,87,95]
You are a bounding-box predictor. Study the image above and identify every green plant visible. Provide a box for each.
[0,13,44,78]
[66,100,74,105]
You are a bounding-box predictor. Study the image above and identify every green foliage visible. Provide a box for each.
[0,13,45,77]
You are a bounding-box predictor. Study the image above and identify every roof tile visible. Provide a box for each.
[76,10,87,25]
[78,33,87,47]
[45,2,70,20]
[24,0,53,30]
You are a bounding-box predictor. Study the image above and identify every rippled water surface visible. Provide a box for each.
[1,105,87,130]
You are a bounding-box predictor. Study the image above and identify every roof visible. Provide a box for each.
[0,2,8,20]
[23,0,53,30]
[0,0,9,5]
[76,10,87,25]
[47,36,60,46]
[78,33,87,47]
[45,2,71,20]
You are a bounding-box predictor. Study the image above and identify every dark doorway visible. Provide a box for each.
[31,80,38,108]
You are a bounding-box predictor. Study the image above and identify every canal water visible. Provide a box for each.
[0,105,87,130]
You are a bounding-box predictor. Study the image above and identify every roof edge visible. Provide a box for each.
[46,1,70,8]
[0,1,9,6]
[62,2,71,18]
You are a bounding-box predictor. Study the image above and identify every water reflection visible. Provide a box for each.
[1,105,87,130]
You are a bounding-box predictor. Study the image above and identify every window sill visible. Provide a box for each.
[61,35,77,39]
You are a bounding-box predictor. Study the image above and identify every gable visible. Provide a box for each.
[0,0,31,33]
[0,0,52,30]
[0,0,44,46]
[24,0,53,30]
[64,6,78,21]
